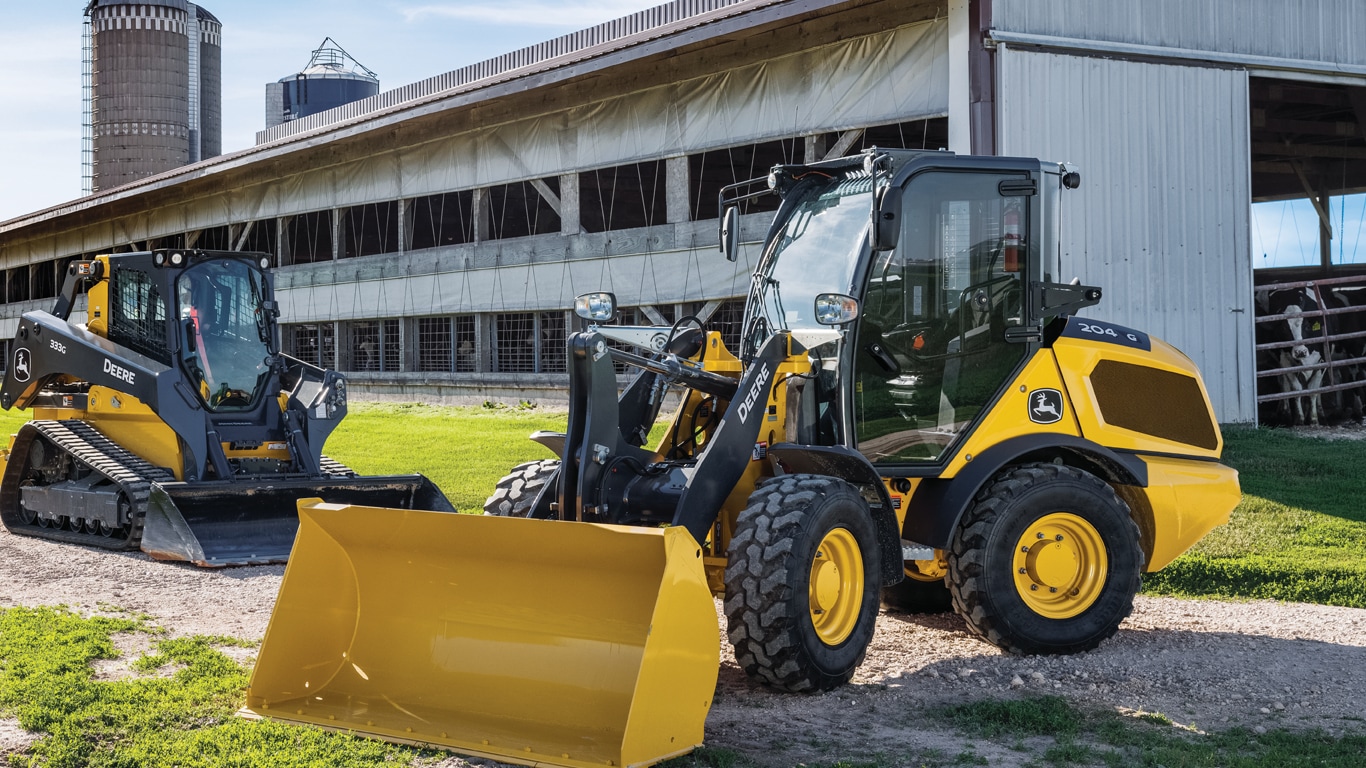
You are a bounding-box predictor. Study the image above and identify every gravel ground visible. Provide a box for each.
[2,522,1365,767]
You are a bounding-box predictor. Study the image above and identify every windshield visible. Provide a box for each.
[177,260,273,412]
[747,174,872,345]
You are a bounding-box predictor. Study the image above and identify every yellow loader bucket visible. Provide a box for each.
[244,500,720,768]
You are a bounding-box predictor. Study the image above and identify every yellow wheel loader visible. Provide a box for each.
[0,250,451,566]
[246,150,1240,767]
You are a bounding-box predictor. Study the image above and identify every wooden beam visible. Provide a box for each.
[822,129,864,161]
[529,178,563,217]
[233,220,256,251]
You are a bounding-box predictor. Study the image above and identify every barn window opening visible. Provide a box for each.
[238,220,278,262]
[286,323,336,369]
[286,211,334,264]
[7,266,30,303]
[689,138,802,221]
[493,312,537,372]
[349,319,401,372]
[580,161,666,232]
[417,316,452,372]
[539,311,567,373]
[706,298,747,354]
[486,179,561,241]
[31,260,58,301]
[410,191,475,251]
[196,225,231,251]
[341,202,399,259]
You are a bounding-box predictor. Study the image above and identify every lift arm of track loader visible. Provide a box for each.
[0,310,211,477]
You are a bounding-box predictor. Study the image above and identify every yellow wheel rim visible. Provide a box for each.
[1012,512,1108,619]
[809,528,864,645]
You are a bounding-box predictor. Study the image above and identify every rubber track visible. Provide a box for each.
[3,420,175,551]
[319,455,357,477]
[484,459,559,516]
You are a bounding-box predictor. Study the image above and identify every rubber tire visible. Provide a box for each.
[881,570,953,614]
[947,462,1143,655]
[483,460,559,517]
[724,474,882,692]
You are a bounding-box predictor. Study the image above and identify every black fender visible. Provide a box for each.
[899,434,1149,549]
[767,443,904,586]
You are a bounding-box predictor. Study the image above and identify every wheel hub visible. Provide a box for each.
[809,527,863,645]
[1013,512,1107,619]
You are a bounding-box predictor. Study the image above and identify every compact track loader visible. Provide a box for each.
[247,150,1240,767]
[0,249,450,566]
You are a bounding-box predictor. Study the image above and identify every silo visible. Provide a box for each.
[85,0,221,193]
[265,38,378,129]
[190,4,221,161]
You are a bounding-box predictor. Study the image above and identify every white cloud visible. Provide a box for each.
[399,1,656,26]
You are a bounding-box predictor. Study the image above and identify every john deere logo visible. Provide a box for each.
[1029,389,1063,424]
[12,348,31,383]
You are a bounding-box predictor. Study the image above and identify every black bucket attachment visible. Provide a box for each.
[139,474,452,566]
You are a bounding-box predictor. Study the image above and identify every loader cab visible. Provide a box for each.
[850,155,1060,467]
[175,257,276,412]
[744,151,1073,468]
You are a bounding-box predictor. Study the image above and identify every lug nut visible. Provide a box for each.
[1036,532,1045,539]
[1030,584,1038,591]
[1019,567,1027,574]
[1049,587,1058,593]
[1055,534,1064,541]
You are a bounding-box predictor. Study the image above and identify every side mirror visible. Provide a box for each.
[814,293,860,325]
[871,184,902,252]
[720,206,740,262]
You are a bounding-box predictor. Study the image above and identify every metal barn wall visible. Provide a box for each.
[993,0,1366,67]
[997,48,1255,423]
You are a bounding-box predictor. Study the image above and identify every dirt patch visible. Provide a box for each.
[2,527,1364,767]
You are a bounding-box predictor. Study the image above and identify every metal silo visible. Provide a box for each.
[190,4,221,162]
[85,0,221,193]
[265,38,378,130]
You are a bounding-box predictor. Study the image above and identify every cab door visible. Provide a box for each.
[853,170,1034,466]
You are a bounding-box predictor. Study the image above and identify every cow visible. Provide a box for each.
[1256,287,1328,426]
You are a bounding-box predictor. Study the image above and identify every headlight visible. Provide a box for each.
[574,292,617,322]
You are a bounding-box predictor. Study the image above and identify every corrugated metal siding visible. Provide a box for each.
[998,48,1255,423]
[994,0,1366,67]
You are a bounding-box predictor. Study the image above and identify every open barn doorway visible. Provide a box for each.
[1250,76,1366,426]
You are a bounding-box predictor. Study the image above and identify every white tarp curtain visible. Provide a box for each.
[0,17,947,276]
[278,242,762,321]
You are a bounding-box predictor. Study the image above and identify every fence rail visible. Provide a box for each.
[1254,274,1366,418]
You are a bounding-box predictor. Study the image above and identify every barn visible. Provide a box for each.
[1,0,1364,423]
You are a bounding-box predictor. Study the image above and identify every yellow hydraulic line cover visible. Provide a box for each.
[245,501,720,768]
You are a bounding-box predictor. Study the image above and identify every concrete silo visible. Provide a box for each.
[84,0,221,193]
[265,38,378,130]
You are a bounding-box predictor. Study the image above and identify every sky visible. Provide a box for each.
[1252,195,1366,269]
[0,0,660,223]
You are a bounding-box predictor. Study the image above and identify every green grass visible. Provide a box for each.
[324,401,566,511]
[0,606,430,768]
[1143,425,1366,608]
[932,696,1366,768]
[1,408,1365,765]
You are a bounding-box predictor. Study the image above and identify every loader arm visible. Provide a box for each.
[0,309,210,479]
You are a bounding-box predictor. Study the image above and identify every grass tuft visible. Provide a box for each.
[934,695,1081,739]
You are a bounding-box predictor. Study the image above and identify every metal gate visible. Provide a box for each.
[1255,274,1366,423]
